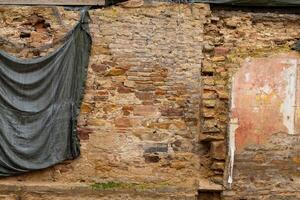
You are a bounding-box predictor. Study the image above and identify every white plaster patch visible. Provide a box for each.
[280,59,297,135]
[260,84,272,95]
[228,117,238,188]
[253,107,259,113]
[245,57,251,63]
[231,77,236,109]
[245,73,250,82]
[228,76,238,187]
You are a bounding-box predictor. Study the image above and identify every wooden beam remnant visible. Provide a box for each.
[0,0,105,5]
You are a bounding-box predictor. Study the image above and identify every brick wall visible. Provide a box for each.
[77,3,210,188]
[0,3,212,197]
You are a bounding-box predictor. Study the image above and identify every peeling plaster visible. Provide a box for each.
[231,77,236,110]
[228,76,237,187]
[228,118,238,187]
[280,59,297,135]
[228,54,300,186]
[260,84,272,95]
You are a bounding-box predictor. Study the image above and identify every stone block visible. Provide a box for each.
[161,108,183,117]
[91,63,108,72]
[114,117,132,128]
[105,68,126,76]
[135,91,153,101]
[77,128,93,140]
[210,141,226,160]
[88,118,106,126]
[214,47,230,56]
[211,56,225,62]
[203,108,216,118]
[80,102,93,113]
[203,77,215,86]
[117,86,133,93]
[203,90,217,99]
[217,89,229,100]
[203,99,216,108]
[211,161,224,171]
[133,105,159,117]
[144,143,168,153]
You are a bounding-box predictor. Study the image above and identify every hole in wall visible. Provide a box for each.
[201,71,214,76]
[198,190,221,200]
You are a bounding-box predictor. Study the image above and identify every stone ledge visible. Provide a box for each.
[0,182,198,199]
[198,180,223,192]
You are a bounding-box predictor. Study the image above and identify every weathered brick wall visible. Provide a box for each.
[3,4,300,200]
[0,3,212,198]
[76,3,210,188]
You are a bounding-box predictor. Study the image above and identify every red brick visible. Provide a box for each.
[214,47,230,56]
[135,92,153,101]
[114,117,132,128]
[117,86,133,93]
[77,128,93,140]
[91,63,108,72]
[133,105,159,117]
[122,106,133,116]
[161,108,183,117]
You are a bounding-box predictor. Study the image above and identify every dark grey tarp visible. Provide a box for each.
[196,0,300,6]
[0,8,91,176]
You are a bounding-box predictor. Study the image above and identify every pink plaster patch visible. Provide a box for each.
[231,53,300,153]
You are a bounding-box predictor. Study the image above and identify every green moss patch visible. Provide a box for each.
[90,181,171,191]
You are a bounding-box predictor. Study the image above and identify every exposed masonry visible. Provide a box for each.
[280,59,297,135]
[1,3,300,200]
[203,7,300,199]
[0,4,214,200]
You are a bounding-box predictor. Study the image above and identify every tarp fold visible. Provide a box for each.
[0,7,91,176]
